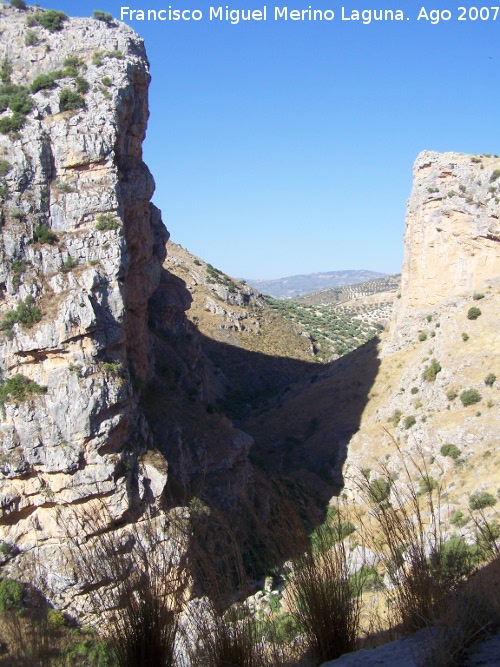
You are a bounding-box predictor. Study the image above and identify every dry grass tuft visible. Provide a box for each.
[64,502,189,667]
[280,506,365,664]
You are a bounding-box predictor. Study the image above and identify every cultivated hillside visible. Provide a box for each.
[246,269,388,299]
[297,274,401,306]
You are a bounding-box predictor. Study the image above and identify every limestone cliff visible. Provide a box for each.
[343,151,500,522]
[390,151,500,340]
[0,4,252,607]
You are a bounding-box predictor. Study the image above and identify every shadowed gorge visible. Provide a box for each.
[144,270,381,506]
[1,6,500,666]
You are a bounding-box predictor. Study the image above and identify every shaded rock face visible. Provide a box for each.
[0,6,252,609]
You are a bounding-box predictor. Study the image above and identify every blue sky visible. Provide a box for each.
[41,1,500,278]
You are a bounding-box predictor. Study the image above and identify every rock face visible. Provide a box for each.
[0,4,252,609]
[342,151,500,523]
[396,151,500,312]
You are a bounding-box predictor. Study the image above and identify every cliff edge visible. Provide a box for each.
[0,4,252,609]
[343,151,500,523]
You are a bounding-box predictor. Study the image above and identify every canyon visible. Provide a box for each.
[0,5,499,659]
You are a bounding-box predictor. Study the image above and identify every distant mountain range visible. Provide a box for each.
[245,270,388,299]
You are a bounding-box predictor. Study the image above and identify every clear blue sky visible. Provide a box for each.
[41,1,500,278]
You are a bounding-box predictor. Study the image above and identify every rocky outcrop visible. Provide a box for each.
[0,4,253,610]
[0,4,167,599]
[342,151,500,523]
[394,151,500,318]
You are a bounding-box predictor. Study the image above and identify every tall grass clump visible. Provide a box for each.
[354,440,477,634]
[186,600,270,667]
[282,507,365,664]
[66,502,189,667]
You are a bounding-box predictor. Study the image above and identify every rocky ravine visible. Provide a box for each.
[0,4,253,610]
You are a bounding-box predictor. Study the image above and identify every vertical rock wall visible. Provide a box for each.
[0,6,172,603]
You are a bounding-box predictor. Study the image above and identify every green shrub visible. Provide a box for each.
[462,332,469,341]
[24,29,39,46]
[61,66,78,78]
[411,387,419,395]
[102,362,121,376]
[99,86,111,100]
[63,55,83,70]
[460,389,482,407]
[422,359,442,382]
[469,491,497,511]
[45,607,65,630]
[489,169,500,183]
[101,76,112,87]
[473,292,485,301]
[446,388,458,401]
[0,374,47,402]
[440,443,461,460]
[404,415,416,430]
[0,113,26,134]
[467,307,482,320]
[30,72,58,93]
[34,224,58,244]
[419,475,437,495]
[485,373,496,387]
[75,76,90,94]
[418,332,427,342]
[96,213,118,230]
[450,510,468,528]
[1,296,42,334]
[0,82,29,115]
[34,9,68,32]
[368,478,390,503]
[3,86,33,114]
[59,88,85,111]
[0,159,12,177]
[10,0,27,9]
[93,10,113,22]
[9,94,32,116]
[11,258,26,286]
[105,50,124,60]
[390,409,402,426]
[0,58,12,85]
[62,255,78,272]
[0,578,23,613]
[92,51,104,67]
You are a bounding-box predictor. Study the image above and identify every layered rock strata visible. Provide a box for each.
[0,4,252,609]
